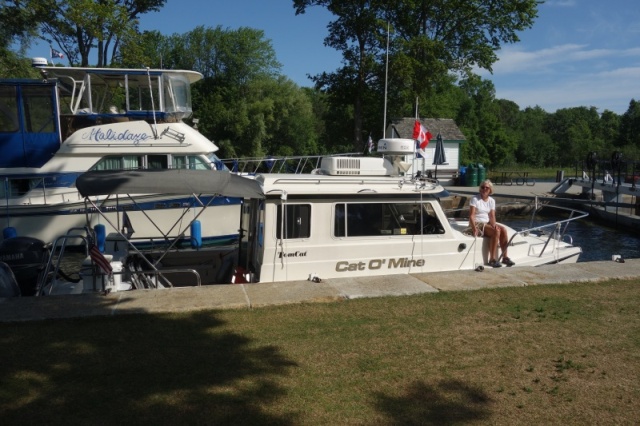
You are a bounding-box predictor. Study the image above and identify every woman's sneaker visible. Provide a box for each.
[488,259,502,268]
[502,257,515,267]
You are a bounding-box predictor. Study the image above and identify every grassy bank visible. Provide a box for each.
[1,280,639,425]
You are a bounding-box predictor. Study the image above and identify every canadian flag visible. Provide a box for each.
[412,120,432,156]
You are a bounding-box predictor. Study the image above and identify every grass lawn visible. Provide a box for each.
[1,280,639,425]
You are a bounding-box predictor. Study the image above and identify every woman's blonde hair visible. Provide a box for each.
[479,179,494,195]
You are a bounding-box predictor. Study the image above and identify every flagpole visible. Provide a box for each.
[414,98,420,176]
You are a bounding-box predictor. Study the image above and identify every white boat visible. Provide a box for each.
[34,152,586,295]
[249,156,585,282]
[0,63,239,251]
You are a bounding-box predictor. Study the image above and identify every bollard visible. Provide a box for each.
[556,170,564,182]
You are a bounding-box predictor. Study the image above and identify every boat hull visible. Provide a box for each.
[1,194,242,247]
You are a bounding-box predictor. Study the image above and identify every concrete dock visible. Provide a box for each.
[0,259,638,322]
[1,180,638,323]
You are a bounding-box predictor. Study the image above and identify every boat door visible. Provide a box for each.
[245,198,265,281]
[0,80,61,168]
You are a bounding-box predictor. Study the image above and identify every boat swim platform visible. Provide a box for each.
[0,258,638,323]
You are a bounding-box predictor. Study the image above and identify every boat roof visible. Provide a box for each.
[256,173,449,198]
[76,169,263,199]
[40,66,203,84]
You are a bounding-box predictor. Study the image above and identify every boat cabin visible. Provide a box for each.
[39,66,202,141]
[241,156,457,283]
[0,79,61,168]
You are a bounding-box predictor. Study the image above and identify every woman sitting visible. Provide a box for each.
[469,179,515,268]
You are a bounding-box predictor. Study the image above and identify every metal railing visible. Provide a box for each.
[445,199,589,258]
[219,153,362,175]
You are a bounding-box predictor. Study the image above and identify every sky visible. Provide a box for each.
[31,0,640,115]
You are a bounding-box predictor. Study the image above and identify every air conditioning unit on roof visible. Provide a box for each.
[320,157,396,176]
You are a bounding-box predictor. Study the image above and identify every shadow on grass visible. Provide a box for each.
[0,310,298,424]
[374,379,492,425]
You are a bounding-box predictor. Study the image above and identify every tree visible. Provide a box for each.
[545,107,603,167]
[136,26,323,159]
[294,0,388,152]
[617,100,640,160]
[36,0,166,67]
[456,75,515,167]
[115,30,169,68]
[0,0,46,76]
[515,106,555,167]
[293,0,539,152]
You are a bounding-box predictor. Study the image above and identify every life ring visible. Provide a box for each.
[585,151,597,170]
[611,151,622,171]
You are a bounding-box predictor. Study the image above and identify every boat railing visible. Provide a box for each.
[219,153,362,175]
[512,201,589,258]
[127,267,201,289]
[2,173,83,205]
[37,225,204,293]
[36,227,91,296]
[574,156,639,188]
[445,199,589,257]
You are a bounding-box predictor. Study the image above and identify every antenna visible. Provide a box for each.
[146,67,159,139]
[382,22,390,138]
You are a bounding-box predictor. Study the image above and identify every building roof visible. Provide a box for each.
[385,118,466,142]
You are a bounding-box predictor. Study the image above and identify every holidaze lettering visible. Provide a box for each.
[84,128,151,144]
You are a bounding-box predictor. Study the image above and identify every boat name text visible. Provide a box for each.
[83,128,151,144]
[278,251,307,259]
[336,257,425,272]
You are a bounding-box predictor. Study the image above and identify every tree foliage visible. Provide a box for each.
[124,26,319,159]
[0,0,48,76]
[293,0,539,152]
[3,0,640,170]
[34,0,166,66]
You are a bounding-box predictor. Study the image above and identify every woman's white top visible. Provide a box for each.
[470,194,495,224]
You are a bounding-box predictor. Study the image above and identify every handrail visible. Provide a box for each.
[38,224,203,293]
[37,227,92,296]
[128,268,201,288]
[507,200,589,258]
[445,199,589,259]
[220,153,362,175]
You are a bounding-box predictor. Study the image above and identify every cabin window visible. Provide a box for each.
[276,204,311,239]
[128,75,162,112]
[163,75,192,119]
[21,86,55,133]
[334,202,444,237]
[91,155,142,170]
[147,154,168,169]
[0,86,19,132]
[0,178,31,197]
[87,73,127,114]
[172,155,210,170]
